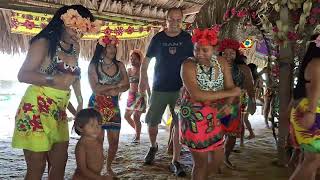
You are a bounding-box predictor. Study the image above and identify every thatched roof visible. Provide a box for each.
[195,0,272,68]
[0,0,207,62]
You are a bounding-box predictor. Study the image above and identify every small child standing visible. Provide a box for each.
[72,108,112,180]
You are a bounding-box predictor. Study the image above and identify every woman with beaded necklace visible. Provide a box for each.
[88,35,129,176]
[219,39,256,169]
[178,28,240,180]
[11,5,101,180]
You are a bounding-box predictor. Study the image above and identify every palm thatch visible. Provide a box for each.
[194,0,272,68]
[0,0,207,62]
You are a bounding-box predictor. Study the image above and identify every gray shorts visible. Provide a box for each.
[145,90,179,127]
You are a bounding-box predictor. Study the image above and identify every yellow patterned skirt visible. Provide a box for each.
[290,98,320,153]
[12,85,70,152]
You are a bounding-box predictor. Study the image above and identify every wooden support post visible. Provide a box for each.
[277,6,293,165]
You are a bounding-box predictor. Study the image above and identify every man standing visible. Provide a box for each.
[139,8,193,176]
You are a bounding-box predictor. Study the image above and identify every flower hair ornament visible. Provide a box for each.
[98,35,119,47]
[191,28,219,46]
[61,9,102,34]
[218,38,240,52]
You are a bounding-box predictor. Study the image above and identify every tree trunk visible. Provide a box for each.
[277,45,293,165]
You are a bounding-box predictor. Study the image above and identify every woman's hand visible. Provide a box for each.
[298,112,316,129]
[53,73,76,88]
[218,105,232,116]
[247,98,256,115]
[230,87,241,97]
[218,104,232,116]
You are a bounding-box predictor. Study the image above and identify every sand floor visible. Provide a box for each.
[0,112,290,180]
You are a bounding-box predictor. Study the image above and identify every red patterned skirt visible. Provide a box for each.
[178,91,225,152]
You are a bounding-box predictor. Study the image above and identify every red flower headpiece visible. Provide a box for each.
[98,35,119,47]
[218,38,240,52]
[191,28,219,46]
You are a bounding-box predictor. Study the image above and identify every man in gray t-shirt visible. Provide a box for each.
[139,8,193,177]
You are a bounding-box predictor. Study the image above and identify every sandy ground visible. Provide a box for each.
[0,107,290,180]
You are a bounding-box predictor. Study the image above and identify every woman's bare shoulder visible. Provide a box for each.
[309,58,320,67]
[182,58,196,68]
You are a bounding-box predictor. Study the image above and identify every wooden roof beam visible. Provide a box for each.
[182,5,202,16]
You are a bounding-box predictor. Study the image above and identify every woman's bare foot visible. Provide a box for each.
[224,159,236,169]
[131,137,140,144]
[247,133,255,139]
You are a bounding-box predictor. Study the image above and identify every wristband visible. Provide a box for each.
[45,75,54,85]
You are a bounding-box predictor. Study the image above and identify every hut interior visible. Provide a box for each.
[0,0,320,179]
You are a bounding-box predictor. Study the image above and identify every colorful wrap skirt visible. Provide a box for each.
[88,94,121,131]
[126,91,147,112]
[12,85,70,152]
[289,123,300,150]
[219,97,241,137]
[240,91,248,112]
[290,98,320,153]
[178,91,225,152]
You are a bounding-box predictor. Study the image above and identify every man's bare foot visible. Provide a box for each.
[247,134,255,139]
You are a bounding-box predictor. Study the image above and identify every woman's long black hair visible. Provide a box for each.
[219,49,244,64]
[30,5,94,59]
[234,52,247,65]
[90,43,118,79]
[293,34,320,100]
[248,63,258,81]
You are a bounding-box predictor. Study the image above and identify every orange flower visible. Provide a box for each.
[61,9,102,35]
[89,20,103,33]
[61,9,81,27]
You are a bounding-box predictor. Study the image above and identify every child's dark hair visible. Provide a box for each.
[73,108,102,135]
